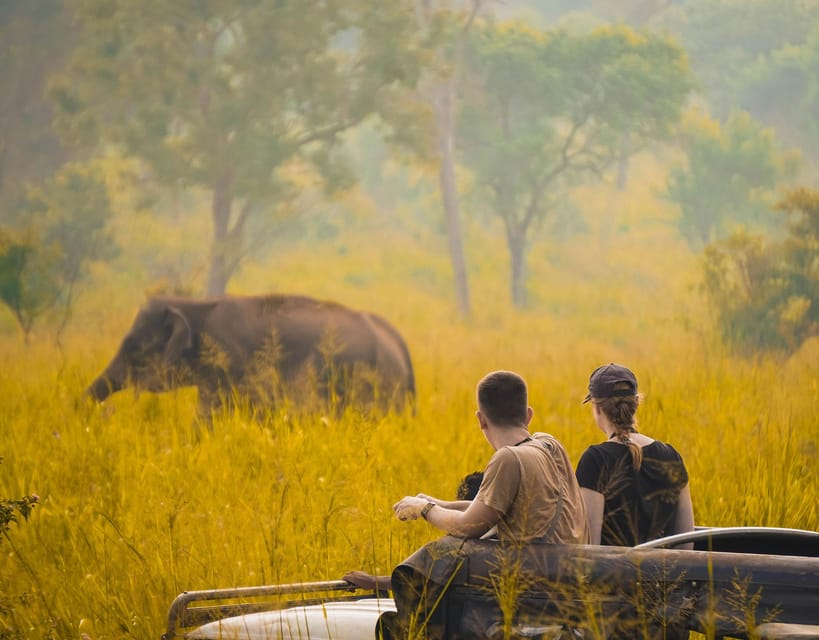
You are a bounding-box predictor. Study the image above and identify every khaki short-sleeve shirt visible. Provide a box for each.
[476,432,589,545]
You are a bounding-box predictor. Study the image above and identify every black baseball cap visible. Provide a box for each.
[583,363,638,403]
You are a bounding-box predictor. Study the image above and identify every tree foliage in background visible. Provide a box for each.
[50,0,428,296]
[666,110,799,250]
[703,187,819,354]
[735,28,819,163]
[459,22,692,306]
[0,0,74,217]
[0,163,116,342]
[658,0,819,112]
[0,229,44,343]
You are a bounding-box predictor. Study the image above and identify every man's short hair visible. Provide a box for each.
[477,370,528,426]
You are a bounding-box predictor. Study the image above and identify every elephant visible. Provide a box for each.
[86,294,415,419]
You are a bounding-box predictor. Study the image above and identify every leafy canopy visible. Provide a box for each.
[50,0,428,294]
[666,109,799,249]
[53,1,426,193]
[458,21,692,305]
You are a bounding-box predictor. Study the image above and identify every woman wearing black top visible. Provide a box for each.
[575,363,694,546]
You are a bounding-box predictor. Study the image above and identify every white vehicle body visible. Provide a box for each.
[186,596,395,640]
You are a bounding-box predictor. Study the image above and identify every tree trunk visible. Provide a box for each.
[416,0,484,319]
[507,227,527,308]
[434,80,471,317]
[206,174,233,296]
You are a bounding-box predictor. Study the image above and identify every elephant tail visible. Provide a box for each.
[366,312,416,404]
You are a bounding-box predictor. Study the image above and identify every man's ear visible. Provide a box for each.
[525,406,534,426]
[476,410,488,431]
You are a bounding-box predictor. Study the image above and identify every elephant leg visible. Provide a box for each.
[195,385,229,432]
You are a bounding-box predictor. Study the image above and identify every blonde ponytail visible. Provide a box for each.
[597,395,643,471]
[610,427,643,471]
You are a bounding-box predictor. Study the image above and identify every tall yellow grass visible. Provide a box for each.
[0,181,817,639]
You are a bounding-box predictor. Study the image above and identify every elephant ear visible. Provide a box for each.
[164,306,193,363]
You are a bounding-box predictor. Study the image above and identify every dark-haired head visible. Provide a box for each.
[476,370,529,426]
[456,471,484,501]
[583,363,638,404]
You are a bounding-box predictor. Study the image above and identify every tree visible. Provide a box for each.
[702,187,819,354]
[459,22,692,306]
[414,1,488,318]
[665,110,799,250]
[50,1,426,296]
[0,229,44,342]
[0,162,116,342]
[774,188,819,349]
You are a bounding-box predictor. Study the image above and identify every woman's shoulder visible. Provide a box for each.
[578,441,624,462]
[576,442,626,481]
[644,440,685,460]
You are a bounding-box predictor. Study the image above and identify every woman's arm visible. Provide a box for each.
[672,484,695,548]
[580,487,604,545]
[673,485,694,534]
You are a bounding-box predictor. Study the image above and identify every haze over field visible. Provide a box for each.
[0,1,817,638]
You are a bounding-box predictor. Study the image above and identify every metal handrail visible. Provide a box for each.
[634,526,819,550]
[162,579,367,640]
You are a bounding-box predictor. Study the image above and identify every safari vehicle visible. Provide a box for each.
[162,526,819,640]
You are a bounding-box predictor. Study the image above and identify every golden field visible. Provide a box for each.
[1,176,817,639]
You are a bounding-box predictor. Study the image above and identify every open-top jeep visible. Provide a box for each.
[163,526,819,639]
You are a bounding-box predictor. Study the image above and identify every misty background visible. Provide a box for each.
[1,0,817,356]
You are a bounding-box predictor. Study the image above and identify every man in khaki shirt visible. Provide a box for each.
[394,370,589,545]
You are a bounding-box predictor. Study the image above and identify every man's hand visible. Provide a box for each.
[343,571,391,593]
[393,496,426,521]
[395,492,501,538]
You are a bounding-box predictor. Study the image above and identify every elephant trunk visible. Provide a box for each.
[86,359,125,402]
[86,375,116,402]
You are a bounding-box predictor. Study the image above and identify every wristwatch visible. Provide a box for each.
[420,502,436,520]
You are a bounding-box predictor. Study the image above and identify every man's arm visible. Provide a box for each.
[393,495,500,538]
[343,571,392,595]
[415,494,472,512]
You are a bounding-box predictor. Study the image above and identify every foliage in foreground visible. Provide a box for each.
[0,464,37,540]
[0,460,37,640]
